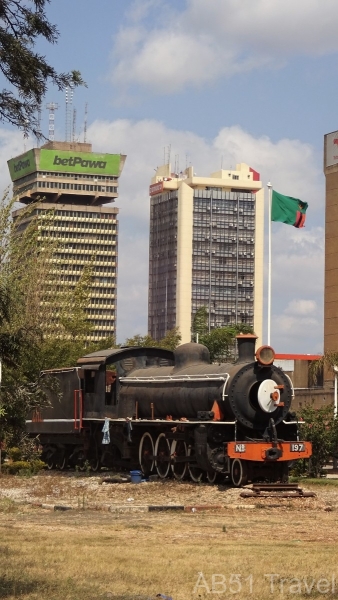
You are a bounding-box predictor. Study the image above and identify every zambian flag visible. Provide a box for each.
[271,191,308,228]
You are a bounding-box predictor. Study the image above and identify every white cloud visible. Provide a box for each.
[117,228,149,339]
[0,130,30,192]
[187,0,338,55]
[126,0,163,23]
[284,299,318,317]
[267,225,324,352]
[110,0,338,93]
[87,118,324,350]
[272,313,322,354]
[214,127,322,212]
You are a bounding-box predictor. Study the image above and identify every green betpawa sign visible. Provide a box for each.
[8,149,37,181]
[39,150,120,175]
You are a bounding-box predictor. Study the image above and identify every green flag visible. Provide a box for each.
[271,191,308,228]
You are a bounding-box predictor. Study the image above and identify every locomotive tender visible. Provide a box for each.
[27,334,311,486]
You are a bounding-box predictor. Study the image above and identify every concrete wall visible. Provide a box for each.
[277,358,332,411]
[324,165,338,355]
[253,188,264,347]
[293,387,334,411]
[176,182,193,343]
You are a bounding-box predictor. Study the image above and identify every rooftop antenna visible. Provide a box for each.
[65,85,74,142]
[72,107,77,142]
[174,154,179,176]
[36,106,42,147]
[83,102,88,143]
[221,155,223,170]
[165,144,171,166]
[23,121,29,151]
[46,102,58,141]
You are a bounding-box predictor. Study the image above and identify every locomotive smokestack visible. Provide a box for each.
[236,333,258,363]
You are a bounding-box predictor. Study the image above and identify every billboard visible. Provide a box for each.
[39,149,120,175]
[149,181,164,196]
[325,131,338,168]
[8,149,37,181]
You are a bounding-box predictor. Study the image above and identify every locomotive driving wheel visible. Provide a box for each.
[171,440,188,480]
[155,433,170,478]
[57,451,67,470]
[46,457,55,470]
[231,458,248,487]
[89,442,100,472]
[45,447,56,470]
[206,468,218,484]
[89,454,100,472]
[139,432,154,476]
[188,446,203,483]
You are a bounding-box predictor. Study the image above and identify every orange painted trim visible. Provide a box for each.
[227,441,312,462]
[32,409,43,423]
[211,400,223,421]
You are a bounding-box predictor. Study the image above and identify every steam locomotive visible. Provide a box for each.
[27,334,311,486]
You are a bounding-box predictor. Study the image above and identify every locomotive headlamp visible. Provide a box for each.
[255,345,275,366]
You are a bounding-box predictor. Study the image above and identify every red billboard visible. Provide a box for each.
[149,181,164,196]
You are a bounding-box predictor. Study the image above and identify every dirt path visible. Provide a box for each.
[0,471,337,511]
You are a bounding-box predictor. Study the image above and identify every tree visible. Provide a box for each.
[309,351,336,385]
[59,261,93,340]
[124,328,181,352]
[0,192,111,447]
[191,306,208,339]
[158,327,181,351]
[199,324,254,363]
[0,0,84,137]
[124,334,155,348]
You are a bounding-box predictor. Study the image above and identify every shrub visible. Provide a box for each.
[2,459,45,475]
[2,460,31,474]
[7,447,22,462]
[296,405,338,477]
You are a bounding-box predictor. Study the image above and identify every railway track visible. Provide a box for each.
[240,483,316,498]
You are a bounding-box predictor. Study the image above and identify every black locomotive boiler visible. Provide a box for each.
[27,334,311,486]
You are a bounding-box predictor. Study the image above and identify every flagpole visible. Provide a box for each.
[267,182,272,346]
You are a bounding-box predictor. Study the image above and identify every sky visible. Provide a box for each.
[1,0,337,353]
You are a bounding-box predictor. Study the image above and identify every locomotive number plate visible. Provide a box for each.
[235,443,246,453]
[290,443,305,452]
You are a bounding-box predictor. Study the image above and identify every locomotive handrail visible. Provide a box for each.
[221,374,230,402]
[74,389,84,430]
[119,373,230,383]
[284,372,295,400]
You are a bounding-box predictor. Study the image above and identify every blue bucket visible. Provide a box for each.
[130,470,142,484]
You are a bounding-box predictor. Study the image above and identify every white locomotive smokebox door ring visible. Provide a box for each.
[257,380,280,413]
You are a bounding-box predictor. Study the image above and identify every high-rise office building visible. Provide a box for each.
[8,141,126,341]
[324,130,338,356]
[148,163,264,345]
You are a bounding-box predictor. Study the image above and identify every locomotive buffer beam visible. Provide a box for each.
[240,483,316,499]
